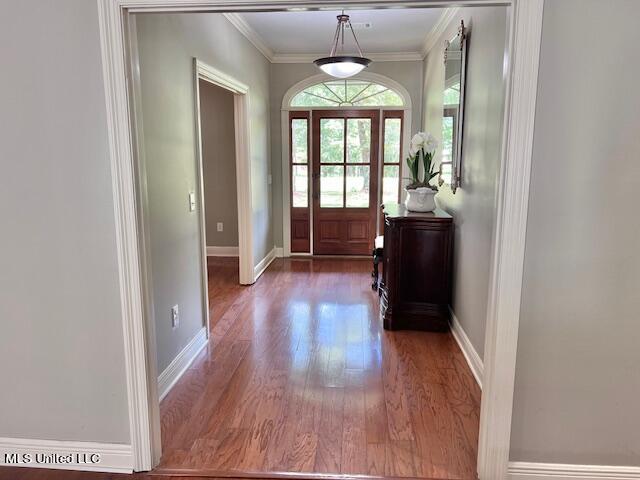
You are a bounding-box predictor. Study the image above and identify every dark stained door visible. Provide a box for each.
[312,110,379,255]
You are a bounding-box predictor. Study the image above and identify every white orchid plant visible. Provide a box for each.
[406,131,439,190]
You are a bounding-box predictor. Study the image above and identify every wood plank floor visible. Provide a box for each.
[158,257,480,479]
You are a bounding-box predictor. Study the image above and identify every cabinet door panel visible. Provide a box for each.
[398,226,451,305]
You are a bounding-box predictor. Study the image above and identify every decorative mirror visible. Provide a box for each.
[440,20,468,193]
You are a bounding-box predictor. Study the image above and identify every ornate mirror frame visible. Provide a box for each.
[442,20,468,194]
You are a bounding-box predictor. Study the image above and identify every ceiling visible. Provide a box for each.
[224,8,449,62]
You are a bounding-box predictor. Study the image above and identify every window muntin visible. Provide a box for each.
[291,80,403,107]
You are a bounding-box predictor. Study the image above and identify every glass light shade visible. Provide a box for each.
[314,56,371,79]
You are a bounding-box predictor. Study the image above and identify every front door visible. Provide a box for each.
[312,110,379,255]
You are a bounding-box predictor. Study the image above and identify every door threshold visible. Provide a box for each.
[150,467,455,480]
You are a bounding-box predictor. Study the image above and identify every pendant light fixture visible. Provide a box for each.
[314,12,372,79]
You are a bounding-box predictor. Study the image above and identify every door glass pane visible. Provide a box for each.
[320,118,344,163]
[347,118,371,163]
[382,165,399,204]
[383,118,401,164]
[292,165,308,208]
[291,119,308,164]
[320,165,344,208]
[346,165,370,208]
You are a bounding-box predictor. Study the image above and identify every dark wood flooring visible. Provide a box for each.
[0,257,480,480]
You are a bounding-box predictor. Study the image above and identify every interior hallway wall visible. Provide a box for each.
[269,61,424,248]
[0,0,130,443]
[200,80,239,248]
[135,12,272,374]
[510,0,640,466]
[422,6,508,360]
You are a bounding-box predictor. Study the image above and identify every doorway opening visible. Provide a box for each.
[199,80,240,261]
[98,2,546,479]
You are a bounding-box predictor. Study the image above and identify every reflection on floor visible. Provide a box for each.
[158,257,480,479]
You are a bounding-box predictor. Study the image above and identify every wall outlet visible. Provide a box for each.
[171,305,179,329]
[188,192,196,212]
[217,222,223,232]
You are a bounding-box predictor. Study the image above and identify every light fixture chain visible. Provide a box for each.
[329,18,342,56]
[347,18,365,57]
[340,11,345,54]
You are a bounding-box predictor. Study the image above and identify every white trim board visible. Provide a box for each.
[253,246,278,281]
[0,438,133,473]
[508,462,640,480]
[157,327,208,401]
[422,7,461,57]
[449,307,484,388]
[206,246,239,257]
[222,13,274,60]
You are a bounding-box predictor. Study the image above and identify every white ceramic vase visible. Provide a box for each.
[404,187,437,212]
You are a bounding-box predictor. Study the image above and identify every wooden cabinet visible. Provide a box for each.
[380,203,453,331]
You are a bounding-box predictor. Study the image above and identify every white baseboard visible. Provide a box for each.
[253,246,278,281]
[449,307,484,388]
[158,327,207,401]
[509,462,640,479]
[274,247,284,258]
[0,437,133,473]
[206,245,239,257]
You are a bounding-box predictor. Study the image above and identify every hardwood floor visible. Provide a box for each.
[159,257,480,479]
[0,257,480,480]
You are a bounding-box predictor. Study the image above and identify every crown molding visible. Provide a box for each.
[421,7,461,58]
[222,12,274,60]
[223,12,426,64]
[271,51,424,63]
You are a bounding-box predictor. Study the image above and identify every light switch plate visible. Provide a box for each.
[217,222,223,232]
[188,192,196,212]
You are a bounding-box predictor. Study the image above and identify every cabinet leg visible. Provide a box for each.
[371,251,379,290]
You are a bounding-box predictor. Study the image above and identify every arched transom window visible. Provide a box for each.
[291,79,404,107]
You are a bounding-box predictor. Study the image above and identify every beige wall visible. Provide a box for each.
[135,12,271,373]
[200,80,239,247]
[269,61,424,247]
[0,0,130,443]
[510,0,640,465]
[422,6,508,359]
